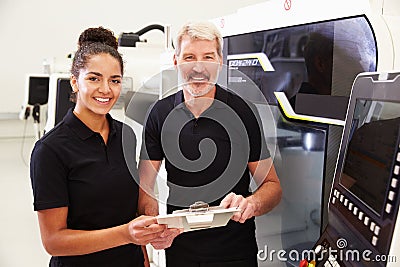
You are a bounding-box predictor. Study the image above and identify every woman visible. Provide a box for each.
[30,26,173,267]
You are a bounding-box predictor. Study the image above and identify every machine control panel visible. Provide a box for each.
[304,72,400,267]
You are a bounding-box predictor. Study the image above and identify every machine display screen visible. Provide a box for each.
[224,16,376,106]
[340,99,400,215]
[28,76,49,105]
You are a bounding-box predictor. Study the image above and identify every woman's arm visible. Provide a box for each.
[37,207,165,256]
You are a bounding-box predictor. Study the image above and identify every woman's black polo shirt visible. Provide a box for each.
[141,85,270,262]
[30,109,143,267]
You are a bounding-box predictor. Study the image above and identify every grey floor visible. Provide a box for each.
[0,118,50,266]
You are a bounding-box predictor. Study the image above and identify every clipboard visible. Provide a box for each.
[156,201,240,232]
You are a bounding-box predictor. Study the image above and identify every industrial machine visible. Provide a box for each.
[20,74,50,139]
[300,71,400,267]
[43,73,74,134]
[210,0,399,266]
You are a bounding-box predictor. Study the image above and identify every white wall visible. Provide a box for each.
[0,0,267,115]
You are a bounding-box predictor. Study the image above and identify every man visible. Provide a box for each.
[138,21,282,267]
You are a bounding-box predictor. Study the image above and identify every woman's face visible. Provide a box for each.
[71,53,122,116]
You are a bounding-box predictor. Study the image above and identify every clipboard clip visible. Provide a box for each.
[189,201,209,213]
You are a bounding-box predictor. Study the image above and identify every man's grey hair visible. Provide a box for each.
[175,21,223,57]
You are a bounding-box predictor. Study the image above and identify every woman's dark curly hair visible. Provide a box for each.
[71,26,124,78]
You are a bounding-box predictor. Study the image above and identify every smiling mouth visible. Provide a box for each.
[188,77,211,84]
[94,97,111,103]
[188,72,210,82]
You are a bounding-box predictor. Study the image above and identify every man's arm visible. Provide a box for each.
[247,157,282,215]
[138,159,162,216]
[220,157,282,223]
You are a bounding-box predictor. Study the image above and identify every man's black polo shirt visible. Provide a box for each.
[141,85,270,262]
[30,109,143,266]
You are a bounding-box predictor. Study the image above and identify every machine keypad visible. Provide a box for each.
[331,189,383,249]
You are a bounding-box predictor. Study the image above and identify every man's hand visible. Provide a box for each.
[150,228,183,250]
[220,192,256,223]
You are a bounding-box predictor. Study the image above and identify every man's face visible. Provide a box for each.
[174,35,222,97]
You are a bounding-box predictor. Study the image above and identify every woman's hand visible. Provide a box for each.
[127,216,166,245]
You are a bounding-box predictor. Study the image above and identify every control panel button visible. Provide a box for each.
[364,216,370,226]
[385,203,392,214]
[358,211,364,221]
[397,152,400,162]
[394,165,399,176]
[370,221,376,232]
[314,245,323,255]
[328,255,338,266]
[388,191,395,201]
[372,236,378,246]
[344,199,348,207]
[353,206,358,215]
[392,178,398,188]
[374,226,381,236]
[299,259,308,267]
[340,195,344,202]
[332,197,336,204]
[348,202,353,210]
[334,189,339,197]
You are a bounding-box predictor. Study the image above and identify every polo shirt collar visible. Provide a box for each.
[64,108,116,140]
[173,84,229,109]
